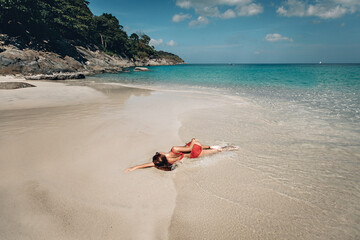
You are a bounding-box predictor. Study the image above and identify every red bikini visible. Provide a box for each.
[170,141,203,161]
[171,148,184,160]
[189,144,202,158]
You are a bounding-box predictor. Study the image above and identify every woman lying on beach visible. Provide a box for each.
[125,138,237,172]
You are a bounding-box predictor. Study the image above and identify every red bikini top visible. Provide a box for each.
[171,148,184,160]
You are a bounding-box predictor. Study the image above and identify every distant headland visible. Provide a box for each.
[0,0,184,77]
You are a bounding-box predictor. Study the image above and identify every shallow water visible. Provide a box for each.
[89,64,360,239]
[173,97,359,239]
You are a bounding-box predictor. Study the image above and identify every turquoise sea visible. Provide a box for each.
[89,64,360,238]
[90,64,360,122]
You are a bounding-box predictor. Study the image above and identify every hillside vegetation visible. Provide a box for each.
[0,0,182,62]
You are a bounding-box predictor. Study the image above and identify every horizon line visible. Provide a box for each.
[179,62,360,65]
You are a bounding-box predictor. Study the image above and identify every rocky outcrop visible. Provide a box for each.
[0,45,84,75]
[0,35,184,76]
[0,82,36,89]
[75,46,131,74]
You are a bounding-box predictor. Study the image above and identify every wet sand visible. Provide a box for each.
[171,98,359,239]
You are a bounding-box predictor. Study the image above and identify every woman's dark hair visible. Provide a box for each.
[152,153,172,171]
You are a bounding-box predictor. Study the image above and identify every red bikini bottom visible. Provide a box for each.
[190,144,202,158]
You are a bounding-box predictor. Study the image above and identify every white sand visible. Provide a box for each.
[0,77,212,239]
[0,76,106,110]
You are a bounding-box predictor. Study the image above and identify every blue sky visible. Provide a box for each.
[89,0,360,63]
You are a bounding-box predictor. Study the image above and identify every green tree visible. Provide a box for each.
[93,13,128,56]
[0,0,182,61]
[51,0,93,41]
[0,0,48,37]
[129,33,139,42]
[0,0,93,41]
[139,34,150,45]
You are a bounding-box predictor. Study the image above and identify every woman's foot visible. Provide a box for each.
[210,145,223,152]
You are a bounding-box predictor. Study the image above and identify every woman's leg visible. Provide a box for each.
[196,146,238,157]
[197,148,220,157]
[190,139,216,158]
[182,149,218,159]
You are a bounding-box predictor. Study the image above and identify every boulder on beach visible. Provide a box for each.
[133,67,150,72]
[25,73,85,80]
[0,82,36,89]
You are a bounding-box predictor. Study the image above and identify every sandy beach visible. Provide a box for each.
[0,76,214,239]
[1,75,359,239]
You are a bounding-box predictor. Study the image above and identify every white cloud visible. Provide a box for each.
[176,0,263,20]
[277,0,360,19]
[265,33,293,42]
[149,38,163,46]
[236,3,263,16]
[167,40,177,46]
[254,51,261,55]
[222,9,237,18]
[172,13,192,22]
[177,0,191,8]
[149,39,178,47]
[200,6,221,17]
[277,0,306,17]
[335,0,360,13]
[308,4,347,18]
[189,16,210,27]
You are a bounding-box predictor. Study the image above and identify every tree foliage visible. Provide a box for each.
[0,0,176,60]
[93,13,128,57]
[0,0,93,41]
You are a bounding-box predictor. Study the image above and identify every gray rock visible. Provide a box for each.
[25,73,85,80]
[133,67,150,72]
[0,56,14,66]
[0,82,36,89]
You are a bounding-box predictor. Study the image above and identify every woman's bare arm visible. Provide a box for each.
[124,162,155,172]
